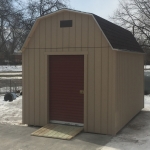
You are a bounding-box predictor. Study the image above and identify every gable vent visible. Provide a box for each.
[60,20,72,28]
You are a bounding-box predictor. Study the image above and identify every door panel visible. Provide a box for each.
[49,55,84,123]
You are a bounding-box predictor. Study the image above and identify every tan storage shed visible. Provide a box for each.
[21,9,144,135]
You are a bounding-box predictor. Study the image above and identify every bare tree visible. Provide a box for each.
[0,0,13,53]
[110,0,150,53]
[0,0,69,61]
[25,0,69,29]
[0,0,26,57]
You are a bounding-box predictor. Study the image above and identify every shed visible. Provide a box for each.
[21,9,144,135]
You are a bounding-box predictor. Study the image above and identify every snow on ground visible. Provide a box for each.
[0,77,22,79]
[0,66,22,72]
[101,95,150,150]
[144,66,150,72]
[0,94,149,127]
[0,65,22,125]
[144,65,150,69]
[0,95,22,125]
[0,72,22,76]
[0,64,149,128]
[144,94,150,111]
[0,86,22,94]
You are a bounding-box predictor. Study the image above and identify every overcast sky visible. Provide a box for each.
[21,0,119,20]
[70,0,119,20]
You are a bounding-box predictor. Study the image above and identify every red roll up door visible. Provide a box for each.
[49,55,84,123]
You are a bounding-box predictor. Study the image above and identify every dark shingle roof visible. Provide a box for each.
[93,14,144,53]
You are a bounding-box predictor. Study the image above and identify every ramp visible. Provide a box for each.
[31,124,83,140]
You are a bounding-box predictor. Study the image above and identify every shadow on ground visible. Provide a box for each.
[1,110,150,150]
[0,123,112,150]
[101,110,150,150]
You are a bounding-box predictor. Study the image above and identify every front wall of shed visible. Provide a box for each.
[115,51,144,133]
[23,11,116,135]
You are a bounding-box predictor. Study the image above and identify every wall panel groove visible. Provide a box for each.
[34,25,40,125]
[115,52,144,133]
[22,11,140,135]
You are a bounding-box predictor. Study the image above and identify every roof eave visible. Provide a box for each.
[113,48,145,54]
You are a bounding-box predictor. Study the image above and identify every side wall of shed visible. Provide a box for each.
[115,51,144,133]
[22,10,116,135]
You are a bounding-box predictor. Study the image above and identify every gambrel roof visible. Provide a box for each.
[93,14,144,53]
[21,9,144,53]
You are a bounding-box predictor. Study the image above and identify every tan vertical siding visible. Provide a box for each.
[94,23,102,47]
[57,13,63,51]
[22,48,28,124]
[101,48,109,134]
[39,20,47,126]
[28,49,35,125]
[75,13,82,49]
[111,51,117,135]
[69,12,76,50]
[81,15,88,53]
[81,15,88,49]
[23,10,130,135]
[63,12,69,51]
[45,55,49,123]
[108,48,114,134]
[88,17,95,47]
[28,35,35,125]
[87,49,95,132]
[115,52,144,133]
[45,17,51,49]
[87,15,95,132]
[94,48,102,133]
[84,55,88,131]
[22,52,24,123]
[24,46,30,124]
[51,16,57,51]
[94,20,103,133]
[34,25,40,125]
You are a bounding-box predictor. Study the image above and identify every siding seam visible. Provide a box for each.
[62,12,64,52]
[81,14,82,51]
[100,30,102,133]
[39,21,41,125]
[94,19,95,132]
[56,15,58,52]
[69,12,70,51]
[87,14,89,131]
[50,16,52,50]
[107,46,109,134]
[75,13,76,51]
[28,46,30,125]
[33,34,35,125]
[44,18,46,124]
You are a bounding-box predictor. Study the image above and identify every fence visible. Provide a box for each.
[0,79,22,94]
[0,54,22,65]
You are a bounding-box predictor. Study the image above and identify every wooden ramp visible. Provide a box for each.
[31,124,83,140]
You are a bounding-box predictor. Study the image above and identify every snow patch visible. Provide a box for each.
[0,66,22,72]
[0,95,22,125]
[0,77,22,79]
[0,94,149,127]
[144,95,150,111]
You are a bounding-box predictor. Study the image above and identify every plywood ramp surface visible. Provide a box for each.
[31,124,83,140]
